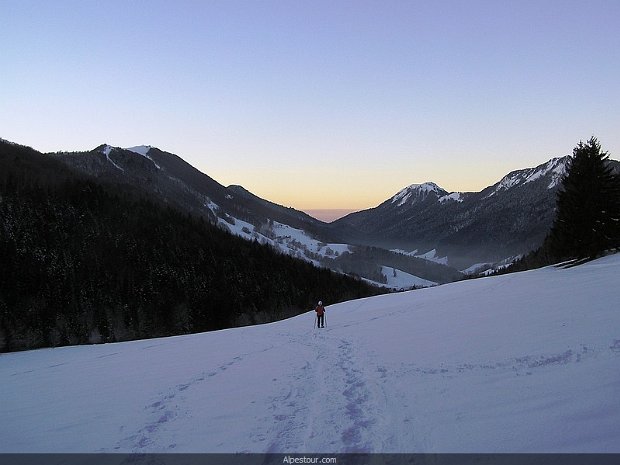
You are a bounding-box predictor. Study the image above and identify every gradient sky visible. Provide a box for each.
[2,0,619,213]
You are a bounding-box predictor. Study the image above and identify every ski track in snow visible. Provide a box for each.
[115,355,244,451]
[105,316,617,453]
[112,344,283,452]
[109,322,397,453]
[256,330,388,453]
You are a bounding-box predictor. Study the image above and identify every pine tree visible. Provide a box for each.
[549,137,620,260]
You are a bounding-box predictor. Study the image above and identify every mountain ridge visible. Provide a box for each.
[330,155,617,269]
[9,136,618,275]
[44,141,461,286]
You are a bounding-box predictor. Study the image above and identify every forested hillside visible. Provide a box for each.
[0,140,381,352]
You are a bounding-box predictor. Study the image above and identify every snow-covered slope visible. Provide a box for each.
[220,219,351,267]
[2,255,620,453]
[125,145,161,169]
[378,266,437,289]
[485,156,568,198]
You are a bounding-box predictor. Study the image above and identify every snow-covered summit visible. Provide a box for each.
[391,182,464,207]
[391,182,447,206]
[488,157,568,197]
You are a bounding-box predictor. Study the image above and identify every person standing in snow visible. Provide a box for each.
[315,301,325,328]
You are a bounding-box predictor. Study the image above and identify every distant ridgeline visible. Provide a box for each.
[0,140,382,352]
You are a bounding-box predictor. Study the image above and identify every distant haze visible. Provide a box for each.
[303,209,357,223]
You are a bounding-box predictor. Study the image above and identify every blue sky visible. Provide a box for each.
[2,0,619,211]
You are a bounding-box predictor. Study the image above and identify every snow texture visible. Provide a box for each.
[439,192,463,203]
[391,183,464,207]
[101,145,124,172]
[415,248,449,265]
[125,145,151,156]
[391,182,444,207]
[487,157,567,197]
[126,145,161,169]
[379,266,437,288]
[390,249,419,257]
[1,254,619,453]
[221,219,350,267]
[460,262,492,275]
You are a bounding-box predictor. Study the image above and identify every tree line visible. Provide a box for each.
[0,141,382,352]
[500,137,620,273]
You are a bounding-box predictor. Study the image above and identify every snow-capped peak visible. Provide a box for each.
[487,157,568,197]
[543,157,569,189]
[391,182,447,207]
[414,182,443,192]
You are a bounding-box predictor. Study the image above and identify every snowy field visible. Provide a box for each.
[1,255,619,453]
[220,218,351,268]
[378,266,437,289]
